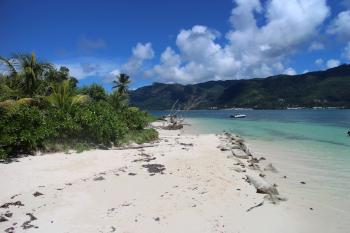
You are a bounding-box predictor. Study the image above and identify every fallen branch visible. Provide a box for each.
[246,201,264,212]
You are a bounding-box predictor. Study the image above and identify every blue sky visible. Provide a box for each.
[1,0,350,90]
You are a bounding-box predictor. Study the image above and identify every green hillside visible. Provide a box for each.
[130,64,350,109]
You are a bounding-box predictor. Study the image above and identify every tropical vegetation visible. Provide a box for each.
[0,52,157,159]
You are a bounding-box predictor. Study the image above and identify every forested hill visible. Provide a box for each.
[130,64,350,110]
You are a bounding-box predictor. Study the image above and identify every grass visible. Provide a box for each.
[119,128,159,145]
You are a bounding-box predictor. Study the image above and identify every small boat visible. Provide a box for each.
[230,114,246,119]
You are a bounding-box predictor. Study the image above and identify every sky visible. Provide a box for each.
[1,0,350,90]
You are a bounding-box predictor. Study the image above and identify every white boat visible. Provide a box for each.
[230,114,246,118]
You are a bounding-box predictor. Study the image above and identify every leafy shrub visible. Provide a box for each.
[120,107,150,130]
[0,105,54,157]
[119,128,159,145]
[72,102,127,145]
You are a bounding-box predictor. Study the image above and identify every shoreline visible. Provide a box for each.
[0,121,347,232]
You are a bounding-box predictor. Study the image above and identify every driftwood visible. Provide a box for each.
[246,201,264,212]
[246,174,279,195]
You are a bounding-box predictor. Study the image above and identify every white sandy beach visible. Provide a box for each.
[0,122,348,233]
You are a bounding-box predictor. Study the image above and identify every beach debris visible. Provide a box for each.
[0,216,8,222]
[21,213,38,230]
[133,152,156,163]
[264,163,278,173]
[246,174,279,195]
[154,217,160,221]
[264,194,288,204]
[300,181,306,184]
[233,167,246,173]
[259,173,266,178]
[163,123,183,130]
[142,164,166,174]
[33,191,43,197]
[10,194,21,200]
[4,212,13,218]
[0,201,24,209]
[93,176,105,181]
[180,142,193,147]
[246,201,264,212]
[283,175,287,179]
[231,149,250,159]
[128,173,137,176]
[5,227,15,233]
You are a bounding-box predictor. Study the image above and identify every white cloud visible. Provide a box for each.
[283,67,297,75]
[327,11,350,40]
[54,57,118,80]
[148,0,329,84]
[308,41,325,51]
[315,58,324,66]
[326,59,341,68]
[122,42,154,75]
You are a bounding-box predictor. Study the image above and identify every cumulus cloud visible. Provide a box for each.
[327,11,350,40]
[283,67,297,75]
[326,59,341,68]
[121,42,154,75]
[147,0,330,84]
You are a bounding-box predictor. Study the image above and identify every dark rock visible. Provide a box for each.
[0,201,24,209]
[33,191,44,197]
[93,176,105,181]
[0,216,8,222]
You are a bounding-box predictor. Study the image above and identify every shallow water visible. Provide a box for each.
[150,109,350,214]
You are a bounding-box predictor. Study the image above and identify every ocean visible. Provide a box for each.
[150,109,350,216]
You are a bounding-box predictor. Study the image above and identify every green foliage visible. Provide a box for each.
[120,107,150,130]
[0,52,158,159]
[79,83,107,101]
[0,105,53,157]
[113,73,131,95]
[119,128,158,145]
[46,80,89,111]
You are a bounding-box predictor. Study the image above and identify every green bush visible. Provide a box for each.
[0,105,54,157]
[72,102,127,145]
[120,107,150,130]
[119,128,159,145]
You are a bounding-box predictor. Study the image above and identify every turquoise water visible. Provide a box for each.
[151,109,350,212]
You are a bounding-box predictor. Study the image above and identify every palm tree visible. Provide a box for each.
[112,73,131,95]
[0,56,17,77]
[14,52,53,96]
[47,80,89,111]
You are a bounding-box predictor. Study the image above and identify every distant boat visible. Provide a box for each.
[230,114,246,119]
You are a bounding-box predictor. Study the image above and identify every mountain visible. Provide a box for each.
[129,64,350,110]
